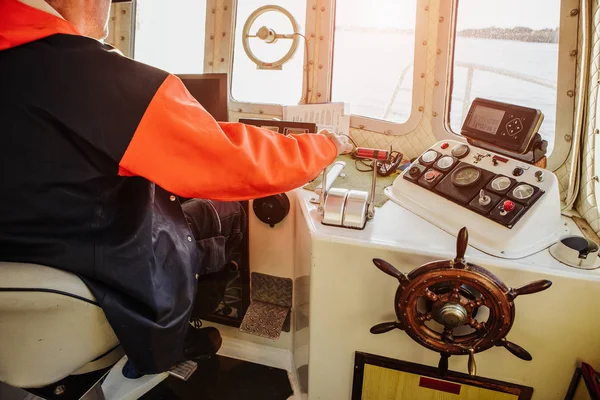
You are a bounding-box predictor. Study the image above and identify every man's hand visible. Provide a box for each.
[319,129,354,155]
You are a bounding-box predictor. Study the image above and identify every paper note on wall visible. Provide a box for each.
[283,103,351,136]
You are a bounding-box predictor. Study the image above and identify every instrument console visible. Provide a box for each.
[385,140,567,259]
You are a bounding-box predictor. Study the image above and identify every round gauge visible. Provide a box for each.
[451,166,481,187]
[491,176,512,192]
[512,184,534,200]
[436,156,454,170]
[421,150,438,164]
[451,144,470,159]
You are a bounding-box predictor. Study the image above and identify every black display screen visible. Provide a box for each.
[461,98,543,154]
[467,106,505,135]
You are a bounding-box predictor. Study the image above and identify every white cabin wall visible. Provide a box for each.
[575,3,600,232]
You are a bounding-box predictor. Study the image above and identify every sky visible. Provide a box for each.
[335,0,560,30]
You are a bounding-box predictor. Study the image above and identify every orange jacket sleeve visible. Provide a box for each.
[118,74,337,201]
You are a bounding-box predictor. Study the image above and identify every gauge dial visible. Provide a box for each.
[451,144,470,159]
[451,166,481,187]
[491,176,511,192]
[436,156,454,170]
[512,184,534,200]
[421,150,438,164]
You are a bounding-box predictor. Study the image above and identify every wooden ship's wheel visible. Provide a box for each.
[371,227,552,376]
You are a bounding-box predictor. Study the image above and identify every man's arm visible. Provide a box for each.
[118,74,337,201]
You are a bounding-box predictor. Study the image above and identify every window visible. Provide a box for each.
[133,0,207,73]
[231,1,306,105]
[331,0,417,124]
[449,0,561,154]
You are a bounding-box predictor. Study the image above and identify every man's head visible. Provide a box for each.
[46,0,112,40]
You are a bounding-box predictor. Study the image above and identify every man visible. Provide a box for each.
[0,0,352,375]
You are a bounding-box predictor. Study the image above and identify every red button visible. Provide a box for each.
[440,142,449,149]
[503,200,515,212]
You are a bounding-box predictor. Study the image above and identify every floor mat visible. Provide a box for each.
[140,355,293,400]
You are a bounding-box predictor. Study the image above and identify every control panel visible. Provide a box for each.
[385,140,567,259]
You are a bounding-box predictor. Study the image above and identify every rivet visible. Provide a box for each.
[224,5,228,10]
[418,106,424,112]
[320,36,324,40]
[424,5,429,11]
[54,385,66,395]
[312,5,317,10]
[120,36,125,41]
[208,61,213,66]
[321,6,325,11]
[567,90,574,97]
[565,134,572,141]
[211,8,216,14]
[187,236,193,242]
[595,129,599,134]
[318,64,323,69]
[210,35,214,40]
[436,49,441,55]
[439,16,444,23]
[570,50,577,57]
[259,109,264,114]
[310,33,315,38]
[222,32,226,37]
[359,125,365,129]
[570,8,579,16]
[169,195,176,202]
[221,57,225,62]
[238,108,243,112]
[420,73,425,78]
[195,274,199,279]
[309,60,314,65]
[317,92,322,97]
[434,80,439,86]
[433,112,438,117]
[121,9,126,15]
[594,176,600,182]
[422,40,427,46]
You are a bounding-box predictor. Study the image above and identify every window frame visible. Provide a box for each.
[328,0,428,135]
[216,0,427,131]
[434,0,579,171]
[221,0,312,116]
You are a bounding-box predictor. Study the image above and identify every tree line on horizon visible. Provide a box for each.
[336,25,559,43]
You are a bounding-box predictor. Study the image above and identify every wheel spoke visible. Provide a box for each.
[417,312,432,323]
[442,327,454,342]
[423,288,439,302]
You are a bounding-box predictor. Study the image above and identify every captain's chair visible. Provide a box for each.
[0,262,196,400]
[0,262,121,389]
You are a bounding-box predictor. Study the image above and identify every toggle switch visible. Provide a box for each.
[478,189,491,206]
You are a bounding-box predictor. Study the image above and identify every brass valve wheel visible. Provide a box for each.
[371,227,552,376]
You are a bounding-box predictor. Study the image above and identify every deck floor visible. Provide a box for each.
[0,356,293,400]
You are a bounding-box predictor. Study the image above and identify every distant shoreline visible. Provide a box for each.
[336,26,559,44]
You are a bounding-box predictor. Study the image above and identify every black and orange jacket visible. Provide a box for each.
[0,0,336,374]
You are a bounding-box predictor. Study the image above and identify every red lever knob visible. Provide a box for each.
[503,200,515,212]
[440,142,449,149]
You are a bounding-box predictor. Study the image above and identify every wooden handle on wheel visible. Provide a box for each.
[496,338,532,361]
[370,321,403,334]
[438,353,450,377]
[468,348,476,376]
[373,259,410,284]
[508,280,552,301]
[455,227,469,263]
